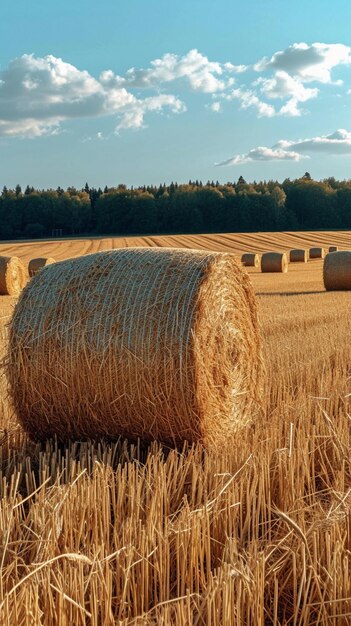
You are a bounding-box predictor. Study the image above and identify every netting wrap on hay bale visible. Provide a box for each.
[28,257,55,277]
[261,252,288,273]
[241,253,260,268]
[329,246,338,253]
[7,247,262,448]
[309,247,325,259]
[289,249,307,263]
[0,256,27,296]
[323,251,351,291]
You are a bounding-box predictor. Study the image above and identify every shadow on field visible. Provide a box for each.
[257,291,325,297]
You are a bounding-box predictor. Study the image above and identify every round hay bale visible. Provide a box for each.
[0,256,28,296]
[261,252,288,273]
[329,246,338,253]
[7,248,262,448]
[309,247,325,259]
[289,249,307,263]
[28,257,55,277]
[241,253,260,268]
[323,251,351,291]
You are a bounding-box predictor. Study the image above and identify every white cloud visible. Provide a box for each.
[276,129,351,154]
[0,54,186,137]
[217,129,351,166]
[224,87,276,117]
[2,44,350,137]
[254,42,351,84]
[116,94,186,131]
[0,119,61,138]
[210,101,221,112]
[255,71,318,102]
[217,146,303,166]
[0,49,246,137]
[115,49,244,93]
[238,42,351,118]
[219,71,319,118]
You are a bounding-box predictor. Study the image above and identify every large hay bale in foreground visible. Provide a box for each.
[289,249,307,263]
[28,257,55,277]
[0,256,27,296]
[7,248,262,448]
[309,247,325,259]
[323,251,351,290]
[329,246,338,253]
[261,252,288,273]
[241,253,260,268]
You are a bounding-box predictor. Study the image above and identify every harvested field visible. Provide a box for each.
[1,230,351,624]
[0,229,350,263]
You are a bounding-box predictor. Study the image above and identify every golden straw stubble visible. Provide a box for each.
[7,248,262,448]
[0,256,28,296]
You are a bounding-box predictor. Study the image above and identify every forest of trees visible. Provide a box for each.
[1,173,351,240]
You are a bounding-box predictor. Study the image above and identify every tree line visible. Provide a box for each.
[1,173,351,240]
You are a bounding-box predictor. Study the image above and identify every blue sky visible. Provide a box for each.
[2,0,351,188]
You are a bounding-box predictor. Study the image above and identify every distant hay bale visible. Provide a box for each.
[241,253,260,268]
[309,247,325,259]
[323,251,351,291]
[28,257,55,277]
[329,246,338,253]
[289,249,307,263]
[261,252,288,273]
[7,248,263,448]
[0,256,27,296]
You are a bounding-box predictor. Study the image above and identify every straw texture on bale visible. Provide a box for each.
[7,247,262,448]
[241,253,260,268]
[329,246,338,253]
[28,257,55,277]
[0,256,27,296]
[261,252,288,273]
[309,247,325,259]
[323,251,351,291]
[289,249,307,263]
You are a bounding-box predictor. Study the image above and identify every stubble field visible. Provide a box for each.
[1,231,351,625]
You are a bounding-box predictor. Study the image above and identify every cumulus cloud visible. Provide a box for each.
[216,129,351,166]
[217,146,303,166]
[276,129,351,154]
[219,62,322,118]
[0,49,245,137]
[113,49,244,93]
[0,54,136,136]
[222,87,276,117]
[0,53,188,137]
[254,42,351,83]
[116,94,186,131]
[2,44,350,137]
[232,42,351,118]
[255,71,318,101]
[254,72,319,117]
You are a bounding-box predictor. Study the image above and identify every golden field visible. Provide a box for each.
[1,231,351,625]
